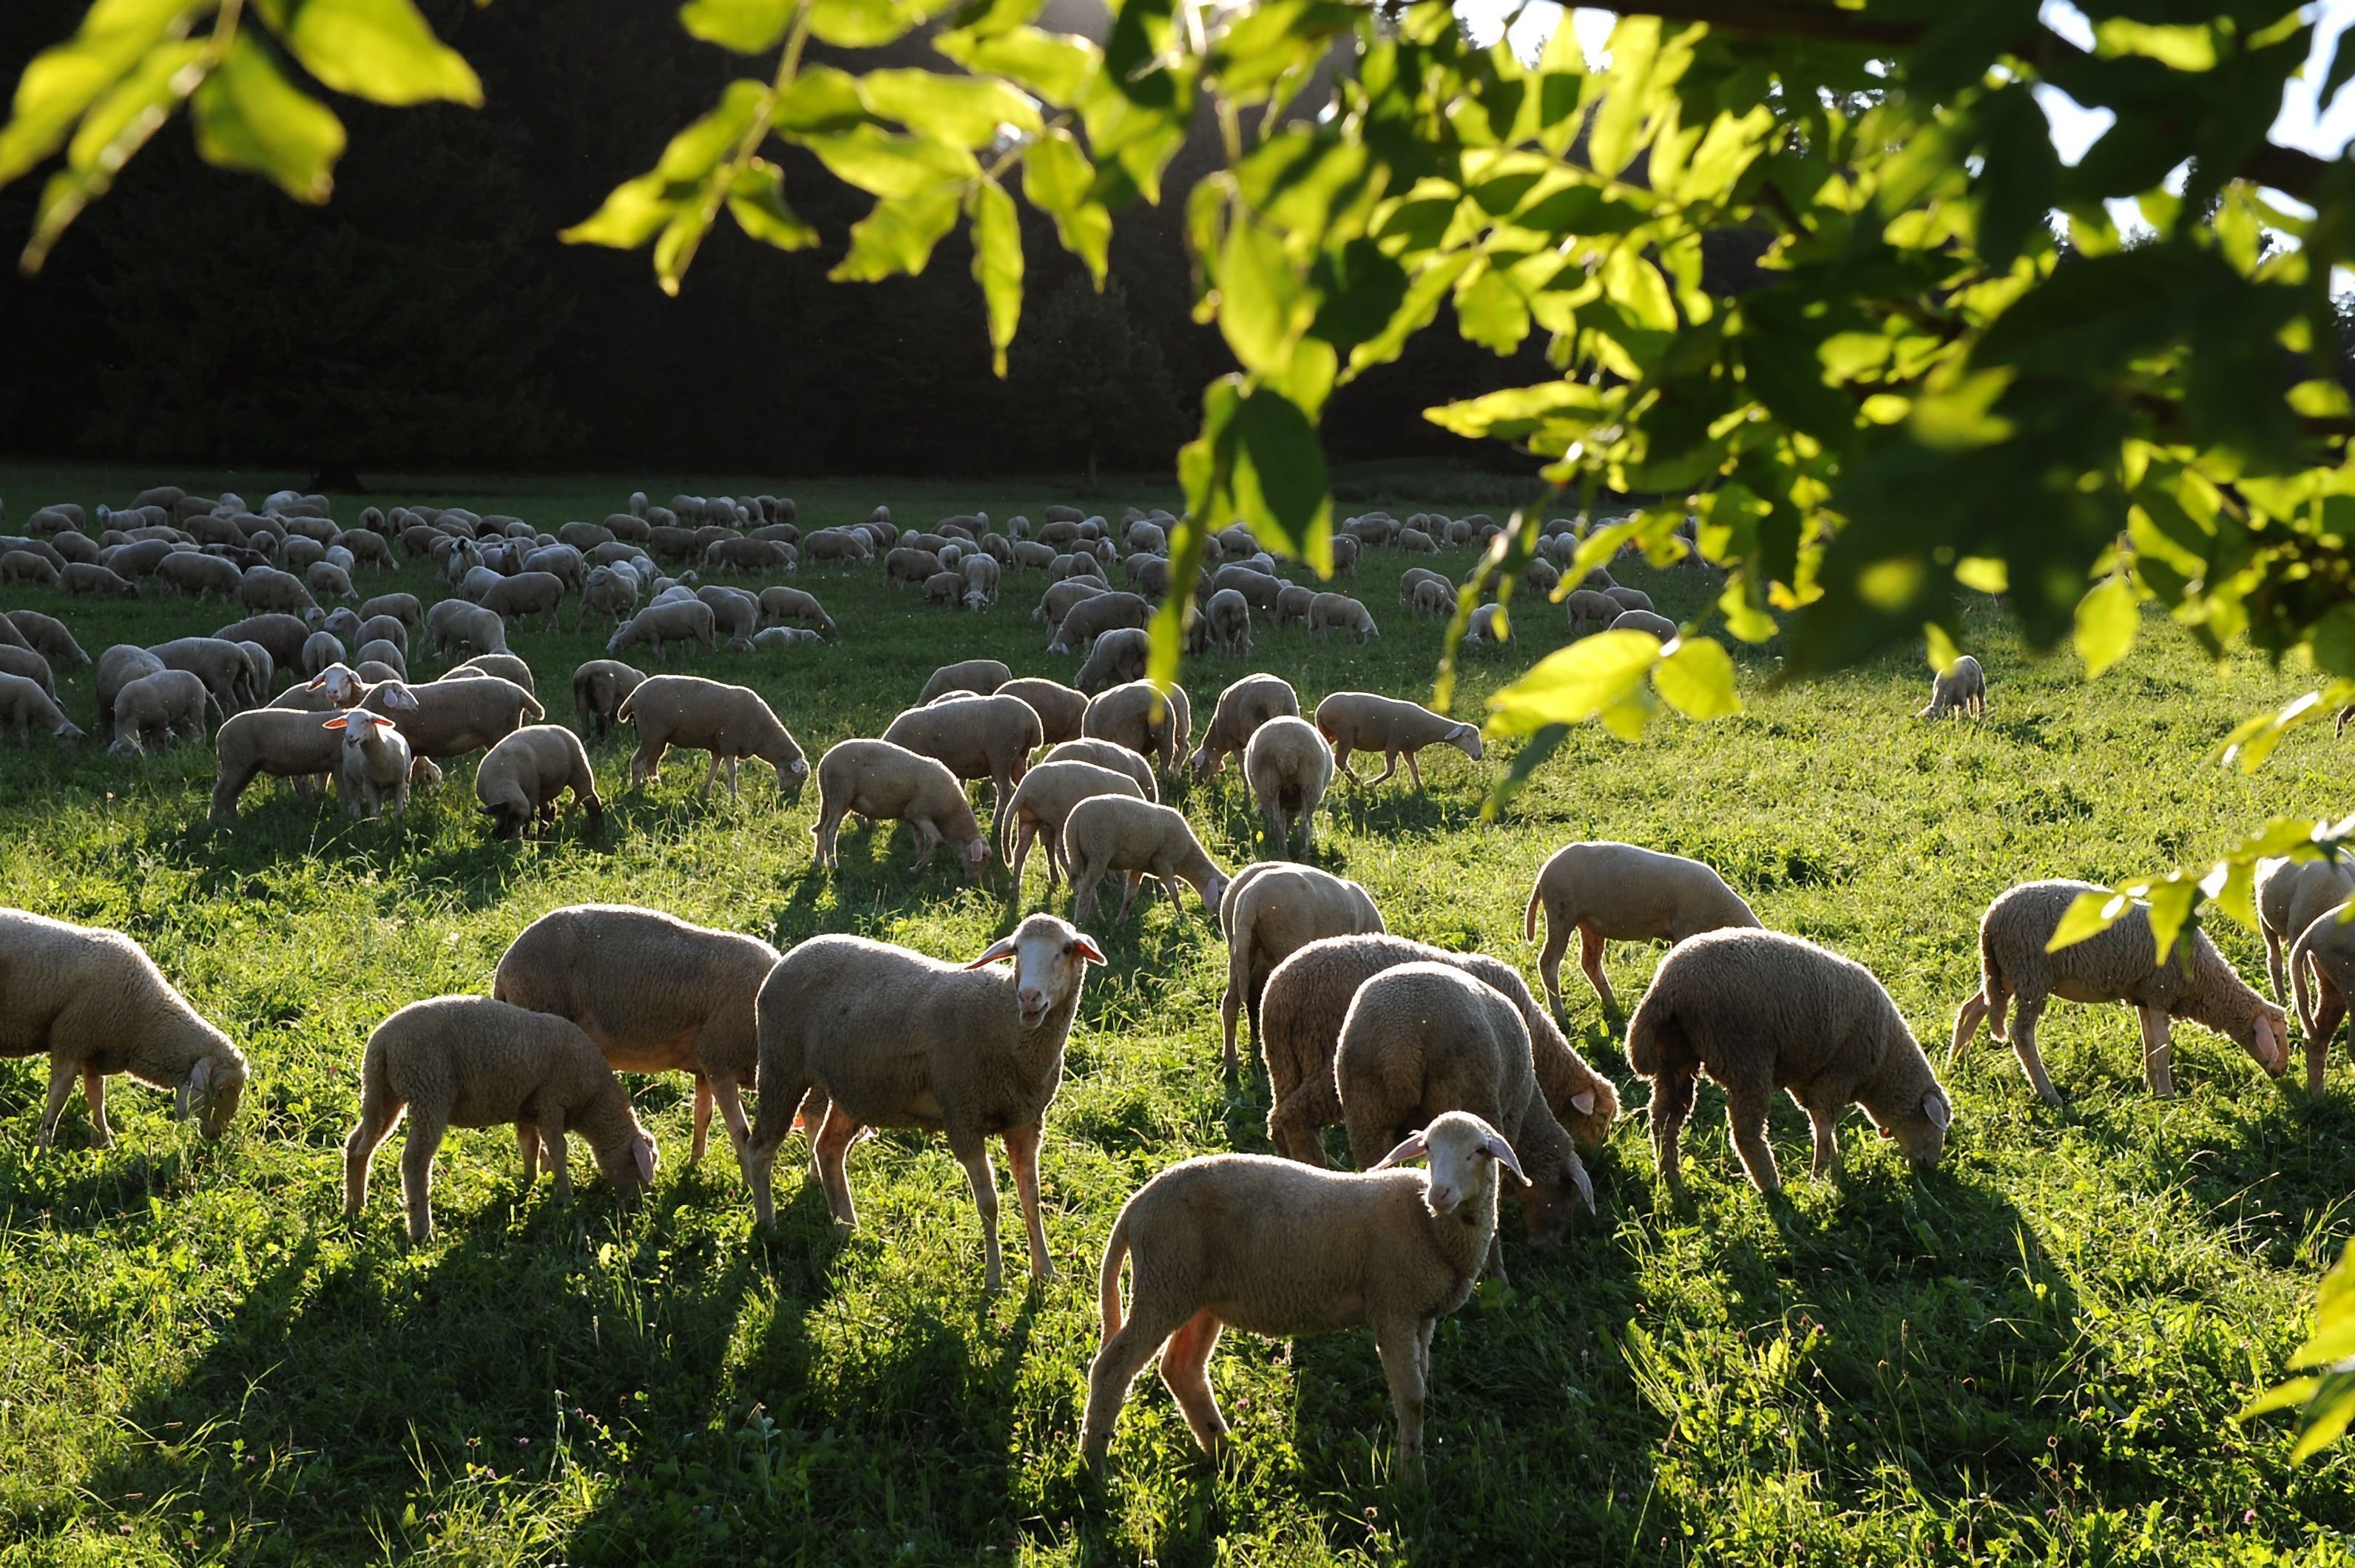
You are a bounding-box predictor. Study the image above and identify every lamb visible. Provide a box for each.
[1080,1109,1518,1484]
[0,674,82,746]
[0,910,251,1149]
[809,737,990,879]
[1076,627,1151,695]
[341,996,658,1243]
[1041,737,1158,801]
[5,610,89,665]
[1335,964,1595,1280]
[999,759,1148,891]
[477,570,568,632]
[353,641,408,680]
[606,599,715,662]
[425,598,513,660]
[476,724,604,839]
[109,669,213,754]
[1243,715,1333,859]
[1083,678,1195,779]
[1050,591,1152,655]
[616,674,807,801]
[2257,856,2355,1004]
[1400,567,1451,617]
[306,561,357,603]
[154,550,243,601]
[210,704,364,819]
[1035,577,1106,629]
[571,658,646,740]
[1217,862,1385,1074]
[1190,674,1299,779]
[1062,795,1231,922]
[1918,653,1987,719]
[212,612,311,670]
[1260,934,1620,1164]
[882,693,1043,819]
[1311,692,1483,791]
[1308,592,1379,643]
[1274,583,1316,627]
[961,552,1000,609]
[1628,927,1953,1195]
[745,913,1107,1291]
[2288,898,2355,1092]
[326,707,416,823]
[919,658,1012,703]
[149,635,259,716]
[1523,842,1763,1013]
[237,565,317,615]
[1949,879,2290,1104]
[758,585,835,634]
[998,676,1087,745]
[444,651,536,693]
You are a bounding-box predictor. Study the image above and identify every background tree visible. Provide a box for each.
[1007,273,1182,490]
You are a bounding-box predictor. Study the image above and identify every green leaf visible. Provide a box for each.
[771,65,866,133]
[933,25,1100,108]
[1925,622,1960,676]
[1653,636,1740,719]
[653,201,716,297]
[679,0,795,53]
[561,170,676,249]
[189,33,345,202]
[1021,127,1107,282]
[2143,877,2198,966]
[1487,629,1660,736]
[265,0,481,107]
[1217,216,1305,379]
[2045,887,2135,953]
[21,34,206,272]
[805,125,978,199]
[807,0,945,48]
[0,0,196,189]
[831,182,962,281]
[1228,383,1330,569]
[969,175,1022,376]
[1455,263,1529,354]
[2074,575,2138,678]
[725,159,817,251]
[861,68,1041,147]
[561,81,768,254]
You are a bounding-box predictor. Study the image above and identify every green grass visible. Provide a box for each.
[2,462,2353,1565]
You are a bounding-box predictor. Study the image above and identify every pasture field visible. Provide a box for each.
[2,462,2354,1566]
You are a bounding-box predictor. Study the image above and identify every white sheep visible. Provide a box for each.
[810,737,990,879]
[1919,654,1987,719]
[999,758,1147,892]
[1312,692,1481,791]
[476,724,604,839]
[0,672,84,746]
[1217,862,1384,1075]
[107,668,213,754]
[999,676,1087,746]
[918,658,1011,703]
[1061,796,1230,922]
[1189,674,1298,779]
[2257,856,2355,1005]
[1523,842,1762,1013]
[1243,715,1333,859]
[1307,592,1378,642]
[616,674,807,801]
[882,693,1044,820]
[1075,627,1150,694]
[1082,678,1194,779]
[325,708,415,823]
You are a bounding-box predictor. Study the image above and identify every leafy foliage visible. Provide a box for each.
[2245,1240,2355,1462]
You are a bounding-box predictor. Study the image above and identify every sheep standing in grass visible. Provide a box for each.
[1523,842,1762,1013]
[1,909,250,1149]
[425,598,511,660]
[1918,654,1987,719]
[918,658,1012,703]
[360,675,541,763]
[326,708,416,824]
[1307,592,1379,642]
[617,675,806,801]
[1950,879,2289,1104]
[1243,716,1333,859]
[109,668,214,754]
[1190,675,1298,780]
[1000,759,1147,892]
[1062,796,1230,922]
[495,906,779,1170]
[810,738,990,879]
[606,600,715,663]
[0,674,83,746]
[998,676,1087,745]
[476,725,604,839]
[1081,1109,1519,1484]
[1084,679,1195,780]
[1260,934,1619,1164]
[1630,927,1953,1194]
[1218,864,1384,1075]
[6,610,89,666]
[882,693,1043,820]
[2256,856,2355,1004]
[342,996,658,1243]
[2289,899,2355,1091]
[1336,964,1595,1280]
[1076,627,1151,694]
[1312,692,1482,791]
[571,658,645,740]
[746,913,1107,1292]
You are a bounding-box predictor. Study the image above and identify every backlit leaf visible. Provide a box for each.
[266,0,481,107]
[969,175,1022,376]
[189,33,344,201]
[2074,575,2138,678]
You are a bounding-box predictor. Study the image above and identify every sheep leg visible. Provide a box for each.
[1404,751,1426,791]
[811,1104,862,1233]
[697,751,723,802]
[2138,1007,2176,1098]
[399,1109,450,1243]
[1535,907,1571,1016]
[1081,1302,1192,1471]
[38,1057,78,1148]
[951,1136,1008,1294]
[1158,1308,1231,1455]
[1158,871,1188,915]
[2310,979,2346,1093]
[1219,967,1246,1077]
[709,1075,754,1167]
[1723,1079,1784,1195]
[541,1107,574,1201]
[1003,1121,1055,1285]
[516,1123,542,1184]
[342,1097,402,1214]
[690,1075,713,1166]
[1648,1069,1697,1194]
[1117,871,1148,922]
[78,1067,115,1149]
[2266,930,2289,1005]
[909,819,944,869]
[1374,1317,1428,1486]
[1948,993,1990,1062]
[2010,998,2062,1106]
[1578,922,1617,1010]
[1806,1102,1841,1179]
[1333,745,1362,785]
[1365,753,1399,788]
[1009,820,1037,891]
[630,740,665,785]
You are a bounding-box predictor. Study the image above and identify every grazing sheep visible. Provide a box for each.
[237,564,317,615]
[0,910,250,1148]
[1211,566,1285,612]
[1629,927,1953,1194]
[1217,862,1385,1074]
[998,676,1087,745]
[2257,856,2355,1004]
[0,644,54,697]
[1034,576,1107,629]
[1076,628,1152,695]
[757,585,835,634]
[1191,674,1300,779]
[443,651,536,693]
[63,561,137,598]
[1312,692,1482,791]
[1308,592,1379,643]
[300,630,347,681]
[1084,679,1195,779]
[1950,879,2290,1104]
[1062,796,1230,922]
[326,708,416,823]
[1609,608,1678,640]
[97,644,167,733]
[1524,842,1763,1013]
[1400,567,1451,618]
[154,550,243,601]
[212,612,311,673]
[478,570,568,632]
[149,635,259,716]
[1193,587,1251,655]
[746,913,1107,1291]
[1000,759,1148,892]
[605,599,715,663]
[425,598,513,660]
[210,704,373,819]
[706,536,794,576]
[919,658,1012,703]
[1,550,61,588]
[306,561,357,603]
[1041,737,1158,801]
[882,693,1043,820]
[571,658,646,740]
[581,565,640,629]
[0,673,82,746]
[2288,899,2355,1092]
[1050,591,1152,655]
[493,905,780,1169]
[5,610,89,665]
[923,569,966,606]
[109,669,213,754]
[1464,602,1511,649]
[1243,716,1333,859]
[342,996,658,1243]
[1918,654,1987,720]
[359,592,424,630]
[1336,964,1595,1278]
[694,584,760,649]
[476,724,603,839]
[1563,588,1621,632]
[810,737,990,879]
[617,675,806,801]
[1272,584,1316,627]
[1081,1109,1518,1484]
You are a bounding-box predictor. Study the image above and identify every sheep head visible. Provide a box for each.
[1374,1110,1524,1220]
[1873,1087,1953,1171]
[967,913,1106,1028]
[2242,1004,2291,1078]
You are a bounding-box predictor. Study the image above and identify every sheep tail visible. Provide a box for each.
[1979,941,2011,1042]
[1523,882,1543,944]
[1098,1209,1131,1339]
[2290,921,2325,1044]
[614,689,638,726]
[1624,984,1675,1079]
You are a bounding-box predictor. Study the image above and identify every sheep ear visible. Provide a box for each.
[1567,1155,1595,1212]
[382,683,421,712]
[1072,934,1108,965]
[632,1135,657,1186]
[1370,1131,1428,1171]
[177,1059,212,1120]
[964,937,1020,969]
[322,715,350,731]
[1924,1091,1953,1132]
[1481,1132,1528,1186]
[1570,1089,1597,1115]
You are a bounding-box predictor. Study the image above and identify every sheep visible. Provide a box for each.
[1081,1108,1518,1484]
[1,550,61,587]
[809,737,990,879]
[1563,588,1620,633]
[445,651,536,693]
[571,658,646,740]
[62,561,137,598]
[605,598,715,663]
[961,552,1000,609]
[1336,963,1596,1280]
[910,660,1004,706]
[1524,842,1763,1013]
[211,612,311,676]
[5,610,88,665]
[0,910,251,1148]
[1000,759,1148,891]
[1191,587,1251,655]
[1609,608,1678,639]
[705,536,794,575]
[581,565,640,629]
[353,640,408,680]
[921,569,963,606]
[1062,795,1230,922]
[1076,627,1152,695]
[475,723,603,839]
[476,570,568,632]
[1399,567,1450,617]
[1212,566,1285,612]
[325,707,416,823]
[1191,674,1299,779]
[757,584,835,634]
[885,546,943,588]
[0,615,29,655]
[306,560,357,603]
[882,693,1043,819]
[147,635,258,717]
[1311,692,1483,792]
[1949,879,2290,1104]
[1272,583,1316,627]
[1041,737,1158,801]
[1628,927,1953,1195]
[1243,716,1333,859]
[238,564,320,615]
[109,669,213,754]
[745,913,1107,1291]
[2256,856,2355,1004]
[1050,591,1152,654]
[0,674,82,746]
[0,644,54,697]
[1308,592,1379,643]
[341,996,658,1243]
[1217,862,1384,1075]
[998,675,1087,745]
[1919,653,1987,719]
[1601,584,1651,613]
[300,630,347,681]
[1083,678,1195,780]
[359,592,423,630]
[1463,602,1511,649]
[804,527,873,564]
[154,550,243,600]
[615,674,806,801]
[210,703,371,819]
[97,643,168,731]
[1034,576,1106,629]
[2288,899,2355,1092]
[357,673,537,763]
[425,598,513,660]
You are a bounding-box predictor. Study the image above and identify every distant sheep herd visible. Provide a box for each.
[0,479,2332,1485]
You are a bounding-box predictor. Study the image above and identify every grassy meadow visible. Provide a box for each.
[1,461,2352,1565]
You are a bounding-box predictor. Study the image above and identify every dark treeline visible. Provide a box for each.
[0,0,1561,481]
